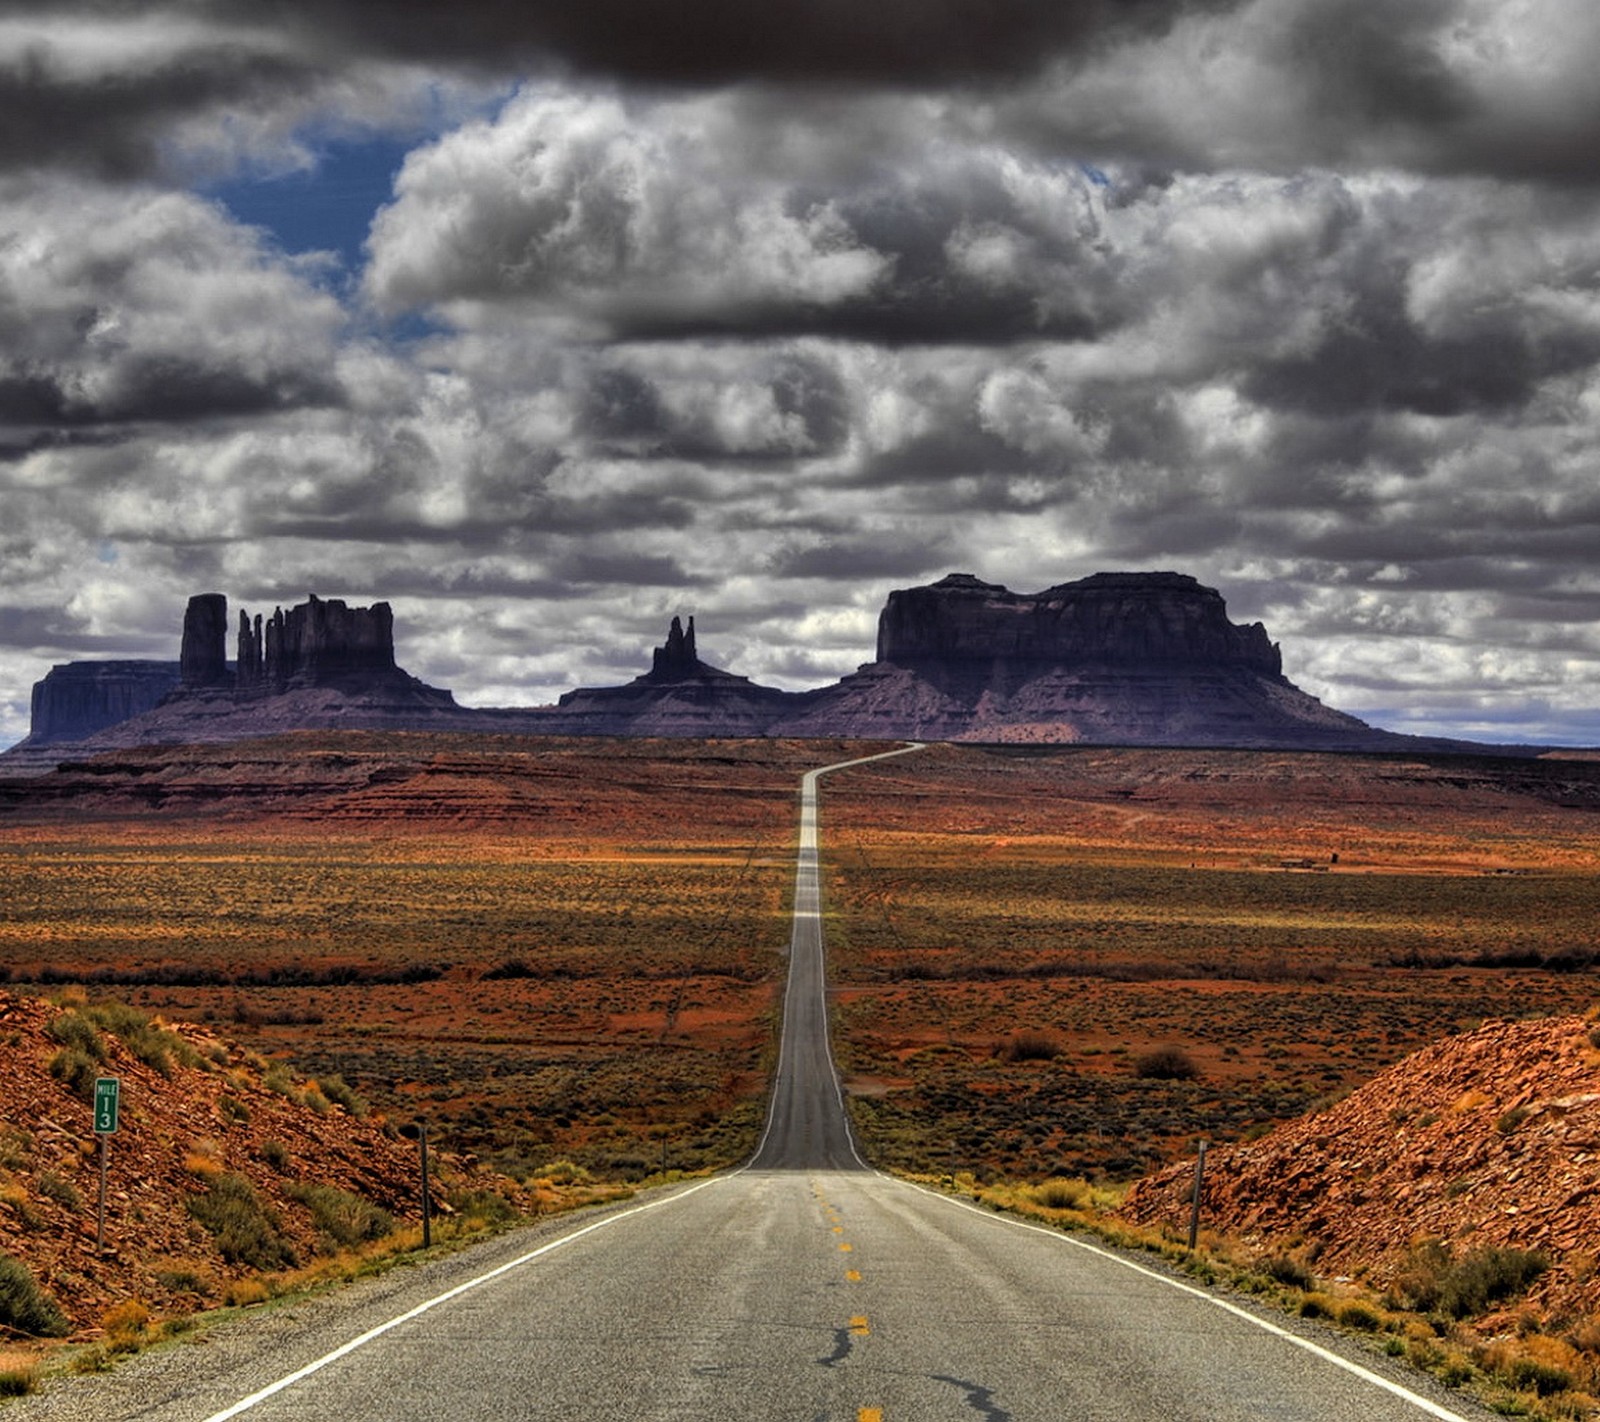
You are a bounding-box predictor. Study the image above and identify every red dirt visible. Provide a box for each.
[0,990,475,1335]
[1121,1013,1600,1324]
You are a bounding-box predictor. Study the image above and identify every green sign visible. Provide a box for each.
[94,1077,119,1134]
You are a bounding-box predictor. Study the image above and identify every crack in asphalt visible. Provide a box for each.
[817,1325,855,1368]
[931,1373,1013,1421]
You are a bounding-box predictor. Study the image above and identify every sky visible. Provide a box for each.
[5,1,1600,748]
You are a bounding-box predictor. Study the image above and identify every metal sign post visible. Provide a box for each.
[1187,1139,1208,1251]
[94,1077,119,1254]
[419,1123,432,1250]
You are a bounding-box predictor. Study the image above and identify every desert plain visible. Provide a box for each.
[3,732,1599,1189]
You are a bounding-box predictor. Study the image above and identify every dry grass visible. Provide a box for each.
[820,744,1600,1181]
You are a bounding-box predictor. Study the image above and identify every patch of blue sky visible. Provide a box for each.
[205,133,416,273]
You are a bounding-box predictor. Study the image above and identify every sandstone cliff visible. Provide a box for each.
[3,572,1527,771]
[780,571,1383,748]
[544,615,793,737]
[877,572,1282,675]
[24,660,181,744]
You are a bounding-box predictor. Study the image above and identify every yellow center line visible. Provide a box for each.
[859,1409,883,1422]
[839,1242,853,1252]
[850,1315,870,1336]
[845,1269,861,1282]
[832,1225,844,1234]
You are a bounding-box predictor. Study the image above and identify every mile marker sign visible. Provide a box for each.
[94,1077,119,1134]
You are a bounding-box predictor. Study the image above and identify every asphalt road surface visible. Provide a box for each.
[19,747,1500,1422]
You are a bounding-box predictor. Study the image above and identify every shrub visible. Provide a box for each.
[286,1182,394,1249]
[449,1188,518,1228]
[0,1128,32,1170]
[186,1174,296,1270]
[48,1046,100,1102]
[1495,1106,1530,1135]
[0,1253,68,1337]
[1261,1254,1315,1291]
[152,1260,213,1294]
[260,1140,291,1173]
[537,1160,592,1185]
[1338,1301,1385,1331]
[996,1030,1063,1063]
[1503,1357,1574,1397]
[222,1278,271,1307]
[37,1170,82,1210]
[101,1298,151,1344]
[1032,1178,1091,1210]
[0,1369,37,1396]
[1391,1240,1550,1319]
[46,1011,105,1061]
[1133,1047,1201,1081]
[316,1075,368,1118]
[262,1065,296,1097]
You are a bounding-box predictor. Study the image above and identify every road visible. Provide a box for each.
[18,747,1498,1422]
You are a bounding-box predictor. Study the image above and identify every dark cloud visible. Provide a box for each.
[218,0,1238,86]
[0,37,322,179]
[578,352,849,461]
[769,536,954,581]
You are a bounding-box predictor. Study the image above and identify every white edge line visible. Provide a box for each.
[199,1175,726,1422]
[903,1181,1480,1422]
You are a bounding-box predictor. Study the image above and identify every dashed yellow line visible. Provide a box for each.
[839,1242,853,1252]
[858,1409,883,1422]
[845,1269,861,1282]
[849,1315,870,1337]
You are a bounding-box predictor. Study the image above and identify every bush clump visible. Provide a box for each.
[186,1174,296,1270]
[46,1011,106,1061]
[0,1253,68,1337]
[49,1047,101,1102]
[1261,1254,1315,1291]
[1031,1178,1091,1210]
[315,1075,368,1118]
[37,1170,82,1211]
[996,1030,1063,1063]
[1390,1240,1550,1319]
[1133,1047,1202,1081]
[85,1001,200,1076]
[286,1182,394,1249]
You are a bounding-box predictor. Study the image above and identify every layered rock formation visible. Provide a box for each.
[4,594,460,773]
[544,614,794,737]
[783,571,1378,747]
[877,572,1282,675]
[3,571,1523,772]
[179,593,230,688]
[234,595,398,692]
[26,660,181,744]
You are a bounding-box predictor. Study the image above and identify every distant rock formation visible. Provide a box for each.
[3,571,1526,775]
[650,615,701,680]
[235,595,398,693]
[26,661,182,745]
[179,593,230,689]
[545,615,793,737]
[876,572,1282,676]
[779,571,1379,747]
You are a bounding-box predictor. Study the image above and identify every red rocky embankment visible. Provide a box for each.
[0,990,502,1334]
[1121,1013,1600,1321]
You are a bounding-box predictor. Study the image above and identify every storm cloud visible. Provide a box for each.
[5,0,1600,745]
